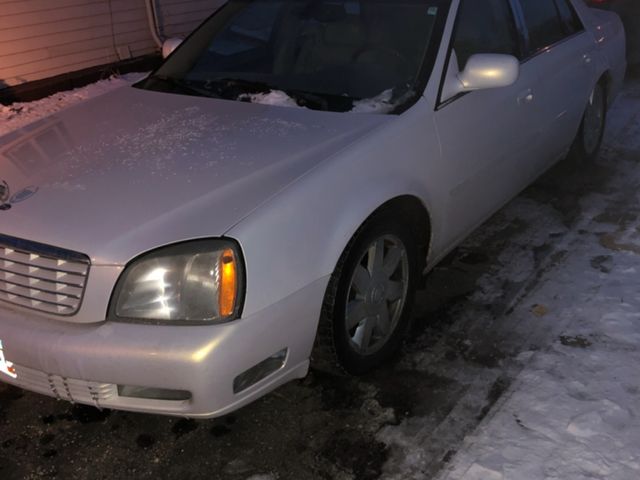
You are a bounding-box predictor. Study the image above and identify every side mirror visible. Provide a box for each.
[442,52,519,101]
[162,38,183,59]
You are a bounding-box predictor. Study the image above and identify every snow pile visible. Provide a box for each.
[237,90,302,108]
[0,72,147,137]
[351,88,397,114]
[351,88,414,114]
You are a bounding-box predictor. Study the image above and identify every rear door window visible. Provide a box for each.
[452,0,520,70]
[518,0,566,54]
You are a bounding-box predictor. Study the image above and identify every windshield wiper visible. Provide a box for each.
[147,75,216,98]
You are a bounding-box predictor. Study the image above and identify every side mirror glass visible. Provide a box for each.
[459,53,519,90]
[162,38,183,59]
[442,52,520,101]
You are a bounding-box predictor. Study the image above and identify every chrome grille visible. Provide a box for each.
[13,363,117,407]
[0,234,90,316]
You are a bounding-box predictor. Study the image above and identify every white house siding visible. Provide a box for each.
[0,0,224,89]
[157,0,223,38]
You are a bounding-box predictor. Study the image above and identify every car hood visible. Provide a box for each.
[0,86,390,265]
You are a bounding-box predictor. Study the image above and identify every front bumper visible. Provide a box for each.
[0,277,329,418]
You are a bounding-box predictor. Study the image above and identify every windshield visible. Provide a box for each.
[137,0,448,114]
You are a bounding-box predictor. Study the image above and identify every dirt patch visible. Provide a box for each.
[590,255,613,273]
[443,333,508,369]
[321,430,389,480]
[456,251,490,266]
[531,304,549,317]
[477,376,511,422]
[314,371,366,411]
[171,418,198,438]
[372,369,461,422]
[559,335,593,348]
[599,233,640,255]
[69,405,111,424]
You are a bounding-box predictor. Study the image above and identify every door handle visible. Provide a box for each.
[583,53,592,65]
[517,89,534,105]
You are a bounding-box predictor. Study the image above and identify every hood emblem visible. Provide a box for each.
[0,180,38,211]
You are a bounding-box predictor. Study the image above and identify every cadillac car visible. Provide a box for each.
[0,0,626,417]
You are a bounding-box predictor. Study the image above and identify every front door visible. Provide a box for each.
[434,0,542,246]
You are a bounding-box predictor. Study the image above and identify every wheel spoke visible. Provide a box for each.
[352,316,374,351]
[359,317,375,351]
[367,239,385,275]
[386,280,403,301]
[382,246,402,277]
[352,265,371,294]
[376,305,390,336]
[346,300,368,331]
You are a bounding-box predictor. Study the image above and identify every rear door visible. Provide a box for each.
[434,0,542,245]
[514,0,597,162]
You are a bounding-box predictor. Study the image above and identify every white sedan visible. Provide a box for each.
[0,0,626,417]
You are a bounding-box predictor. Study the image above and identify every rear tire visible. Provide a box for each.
[568,82,607,162]
[312,209,419,375]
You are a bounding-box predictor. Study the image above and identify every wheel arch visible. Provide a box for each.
[598,69,613,105]
[335,195,433,277]
[311,194,431,374]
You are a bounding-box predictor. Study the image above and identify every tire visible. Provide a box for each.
[568,81,607,162]
[312,209,419,375]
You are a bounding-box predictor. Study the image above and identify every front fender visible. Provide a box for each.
[227,100,445,318]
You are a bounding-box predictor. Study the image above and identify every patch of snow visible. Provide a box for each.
[351,88,397,114]
[464,463,504,480]
[238,90,302,108]
[0,72,148,137]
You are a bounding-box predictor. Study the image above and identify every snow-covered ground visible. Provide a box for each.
[433,82,640,479]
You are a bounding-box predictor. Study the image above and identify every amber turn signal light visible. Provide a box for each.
[219,248,237,317]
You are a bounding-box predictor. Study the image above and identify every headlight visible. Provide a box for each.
[108,239,244,324]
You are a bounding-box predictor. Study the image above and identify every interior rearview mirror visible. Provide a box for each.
[442,52,520,101]
[162,38,183,59]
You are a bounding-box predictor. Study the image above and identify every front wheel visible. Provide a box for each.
[568,82,607,162]
[312,211,419,375]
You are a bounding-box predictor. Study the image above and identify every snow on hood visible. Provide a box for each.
[0,85,390,264]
